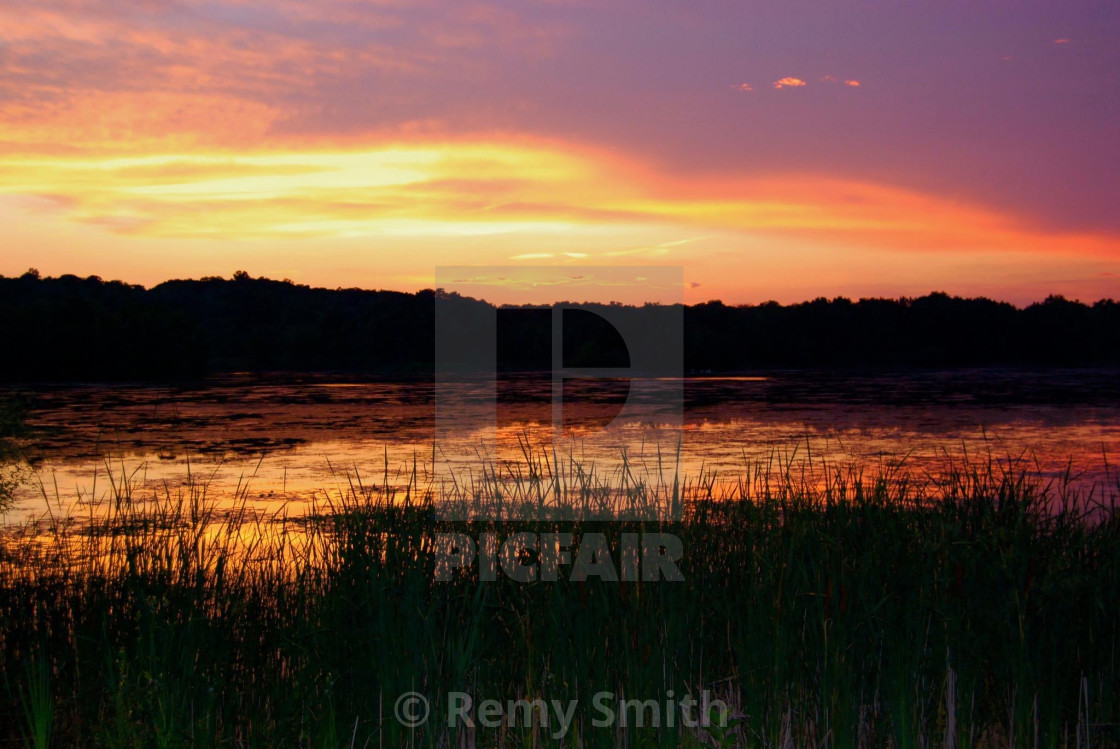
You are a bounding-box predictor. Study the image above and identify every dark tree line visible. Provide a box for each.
[1,271,1117,382]
[684,294,1120,369]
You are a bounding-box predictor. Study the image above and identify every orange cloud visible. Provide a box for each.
[0,0,567,155]
[772,77,807,89]
[820,76,860,88]
[735,83,754,92]
[1,140,1116,264]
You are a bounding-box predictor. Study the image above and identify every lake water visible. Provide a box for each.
[6,369,1120,523]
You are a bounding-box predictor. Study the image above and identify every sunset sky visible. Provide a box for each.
[1,0,1118,304]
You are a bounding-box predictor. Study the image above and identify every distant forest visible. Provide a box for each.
[1,270,1118,381]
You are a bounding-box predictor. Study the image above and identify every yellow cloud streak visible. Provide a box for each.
[0,141,1116,260]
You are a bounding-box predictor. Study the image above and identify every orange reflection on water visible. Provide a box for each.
[6,371,1119,526]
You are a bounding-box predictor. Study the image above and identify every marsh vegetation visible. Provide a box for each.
[1,449,1118,747]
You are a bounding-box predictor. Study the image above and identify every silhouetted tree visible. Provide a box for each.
[0,274,1116,382]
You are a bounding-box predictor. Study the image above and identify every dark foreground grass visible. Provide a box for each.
[1,455,1119,747]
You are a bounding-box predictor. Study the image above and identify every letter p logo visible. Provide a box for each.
[434,266,683,521]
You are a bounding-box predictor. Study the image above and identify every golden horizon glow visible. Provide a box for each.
[2,140,1117,247]
[3,137,1119,304]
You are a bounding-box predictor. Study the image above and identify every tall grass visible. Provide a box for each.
[0,395,29,515]
[1,447,1118,747]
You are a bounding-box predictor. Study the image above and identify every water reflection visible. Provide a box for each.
[6,370,1119,522]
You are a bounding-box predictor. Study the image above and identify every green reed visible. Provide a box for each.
[0,447,1118,747]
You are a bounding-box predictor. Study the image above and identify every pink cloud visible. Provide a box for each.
[772,77,806,89]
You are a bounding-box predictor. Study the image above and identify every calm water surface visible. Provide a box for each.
[6,369,1120,522]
